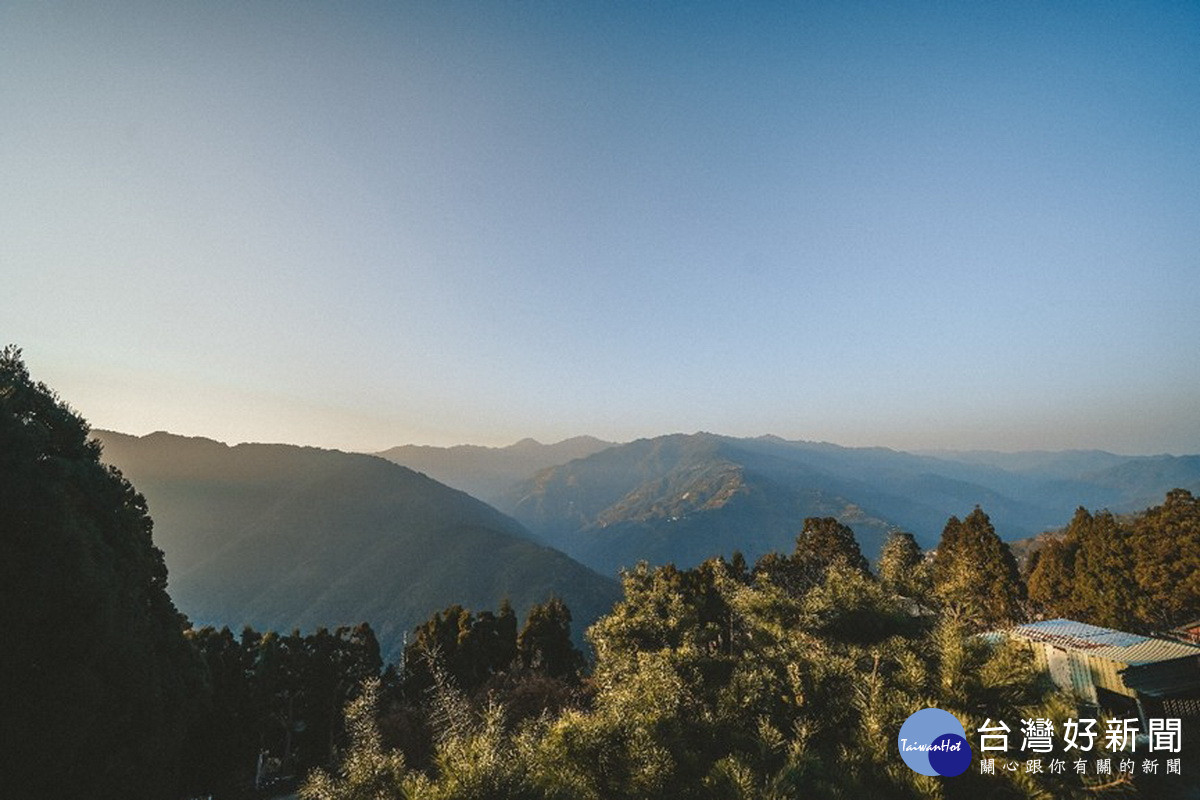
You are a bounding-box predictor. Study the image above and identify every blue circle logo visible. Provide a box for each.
[898,708,971,776]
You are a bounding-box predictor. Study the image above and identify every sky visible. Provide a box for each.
[2,1,1198,454]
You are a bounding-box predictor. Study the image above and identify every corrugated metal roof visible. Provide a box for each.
[1012,619,1200,665]
[1101,639,1200,666]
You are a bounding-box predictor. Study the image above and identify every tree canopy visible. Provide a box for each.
[0,346,200,799]
[932,508,1024,627]
[877,530,930,600]
[1028,489,1200,633]
[305,551,1085,800]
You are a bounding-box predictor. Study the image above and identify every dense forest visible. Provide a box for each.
[4,346,1199,799]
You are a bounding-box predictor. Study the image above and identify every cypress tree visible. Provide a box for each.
[1072,509,1138,630]
[794,516,871,577]
[518,597,584,680]
[932,507,1024,627]
[1132,489,1200,630]
[877,530,929,599]
[1026,532,1079,618]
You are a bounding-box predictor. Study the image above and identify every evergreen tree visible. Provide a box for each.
[457,606,518,688]
[309,550,1090,800]
[182,626,258,795]
[877,530,930,599]
[299,623,383,771]
[1071,509,1137,630]
[1025,533,1079,618]
[518,597,584,681]
[247,629,308,771]
[794,516,870,578]
[402,603,528,697]
[1132,488,1200,630]
[588,561,728,669]
[300,679,408,800]
[754,517,870,597]
[932,508,1024,627]
[402,604,473,695]
[0,346,201,799]
[1028,492,1200,634]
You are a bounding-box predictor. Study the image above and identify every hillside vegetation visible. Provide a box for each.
[381,432,1200,578]
[303,498,1200,800]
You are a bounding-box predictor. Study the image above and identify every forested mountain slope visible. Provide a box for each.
[94,431,619,662]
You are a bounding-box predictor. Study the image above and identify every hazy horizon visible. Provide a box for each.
[5,2,1198,455]
[90,424,1194,460]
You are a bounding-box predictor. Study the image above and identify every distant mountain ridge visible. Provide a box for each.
[375,436,614,505]
[93,431,620,663]
[913,448,1134,477]
[503,433,900,575]
[478,434,1200,575]
[918,448,1200,512]
[158,427,1200,586]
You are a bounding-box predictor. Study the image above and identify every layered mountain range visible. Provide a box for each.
[376,436,613,505]
[94,428,1198,664]
[379,433,1200,575]
[94,431,620,663]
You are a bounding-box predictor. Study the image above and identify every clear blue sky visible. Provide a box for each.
[3,1,1198,453]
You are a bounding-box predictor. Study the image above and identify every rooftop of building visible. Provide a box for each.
[1011,619,1200,666]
